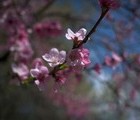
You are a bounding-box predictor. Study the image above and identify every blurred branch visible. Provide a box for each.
[34,0,56,19]
[45,12,93,23]
[125,102,140,111]
[0,50,10,62]
[23,0,31,8]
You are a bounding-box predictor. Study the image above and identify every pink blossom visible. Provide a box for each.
[32,58,44,68]
[68,47,91,71]
[99,0,120,9]
[105,52,122,68]
[10,27,33,63]
[2,11,21,34]
[136,55,140,65]
[55,70,67,84]
[42,48,66,67]
[30,63,49,85]
[13,40,33,62]
[12,63,29,80]
[65,28,87,41]
[34,21,62,38]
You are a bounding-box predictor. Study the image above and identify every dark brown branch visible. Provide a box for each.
[73,8,109,49]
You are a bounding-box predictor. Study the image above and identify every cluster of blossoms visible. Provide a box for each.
[7,0,121,87]
[0,3,63,83]
[11,26,33,81]
[34,21,62,38]
[92,52,122,74]
[30,28,91,86]
[50,92,90,118]
[10,25,33,63]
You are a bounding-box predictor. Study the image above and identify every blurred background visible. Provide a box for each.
[0,0,140,120]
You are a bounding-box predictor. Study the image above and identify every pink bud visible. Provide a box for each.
[99,0,120,9]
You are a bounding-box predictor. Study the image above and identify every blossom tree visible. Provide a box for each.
[0,0,140,120]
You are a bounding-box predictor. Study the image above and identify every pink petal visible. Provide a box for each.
[80,28,87,35]
[32,58,43,68]
[49,48,59,58]
[48,62,59,67]
[112,53,122,62]
[30,68,40,78]
[42,53,52,62]
[105,56,112,66]
[77,28,87,35]
[34,80,40,85]
[40,66,49,75]
[65,33,72,40]
[67,28,75,39]
[12,63,29,78]
[76,28,87,40]
[59,50,66,64]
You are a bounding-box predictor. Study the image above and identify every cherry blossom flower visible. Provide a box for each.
[65,28,87,41]
[42,48,66,67]
[68,47,91,71]
[12,63,29,80]
[99,0,120,9]
[30,62,49,85]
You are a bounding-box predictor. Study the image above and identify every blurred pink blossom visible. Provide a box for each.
[105,52,122,68]
[99,0,120,9]
[10,26,33,63]
[34,21,62,38]
[30,62,49,85]
[32,58,44,68]
[55,70,67,84]
[12,63,29,80]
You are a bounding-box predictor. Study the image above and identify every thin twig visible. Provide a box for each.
[34,0,55,19]
[74,8,109,48]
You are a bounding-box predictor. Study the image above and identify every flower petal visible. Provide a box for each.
[12,63,29,79]
[42,53,52,62]
[76,28,87,40]
[48,62,58,67]
[65,33,72,40]
[40,66,49,75]
[49,48,59,58]
[80,28,87,35]
[59,50,66,64]
[30,68,40,78]
[112,52,122,62]
[35,80,40,85]
[67,28,75,39]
